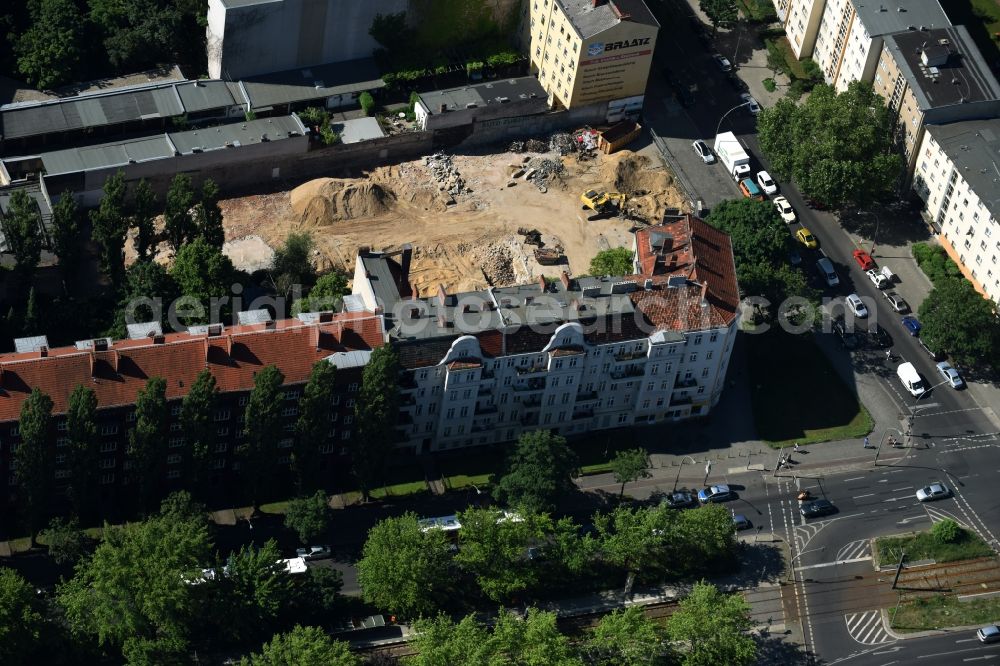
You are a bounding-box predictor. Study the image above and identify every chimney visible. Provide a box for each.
[207,324,223,337]
[310,324,320,350]
[319,311,334,323]
[700,282,709,309]
[438,103,446,114]
[399,244,413,292]
[264,319,276,331]
[110,350,120,373]
[94,338,109,351]
[537,274,547,292]
[226,335,235,357]
[437,284,449,307]
[38,345,48,358]
[559,271,571,291]
[89,352,97,378]
[570,298,581,313]
[152,334,165,344]
[437,313,449,328]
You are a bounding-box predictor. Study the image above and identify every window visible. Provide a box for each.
[214,442,228,453]
[702,368,710,377]
[278,438,293,448]
[169,437,185,448]
[167,454,182,465]
[56,437,68,447]
[285,390,300,400]
[167,470,181,479]
[55,469,71,479]
[346,399,355,408]
[689,353,697,362]
[341,430,351,440]
[171,405,182,416]
[238,396,248,407]
[281,407,298,417]
[170,423,182,432]
[212,459,226,469]
[706,351,714,360]
[101,473,115,485]
[99,458,116,469]
[344,415,353,425]
[214,410,231,421]
[693,335,702,345]
[217,427,229,437]
[348,383,359,392]
[56,420,68,431]
[100,424,118,436]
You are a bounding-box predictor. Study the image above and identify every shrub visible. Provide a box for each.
[912,242,963,285]
[486,51,520,68]
[359,91,375,117]
[931,519,961,544]
[466,60,484,75]
[298,106,328,127]
[763,78,776,92]
[318,124,340,145]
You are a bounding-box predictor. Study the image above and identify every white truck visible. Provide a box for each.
[897,362,925,397]
[714,131,751,181]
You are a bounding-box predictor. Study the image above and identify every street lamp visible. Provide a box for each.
[873,427,903,467]
[870,212,881,256]
[673,456,697,492]
[787,545,825,582]
[905,377,951,446]
[715,101,753,138]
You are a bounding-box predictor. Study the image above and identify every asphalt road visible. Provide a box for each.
[833,631,1000,665]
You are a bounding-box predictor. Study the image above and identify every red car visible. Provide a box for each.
[853,249,876,271]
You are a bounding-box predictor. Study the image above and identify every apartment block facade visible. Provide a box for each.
[913,120,1000,304]
[526,0,658,115]
[777,0,826,59]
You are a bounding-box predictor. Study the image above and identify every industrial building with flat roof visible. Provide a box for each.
[414,77,549,130]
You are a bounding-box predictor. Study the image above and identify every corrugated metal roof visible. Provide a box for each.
[175,81,237,113]
[40,135,174,176]
[242,58,384,110]
[14,336,49,353]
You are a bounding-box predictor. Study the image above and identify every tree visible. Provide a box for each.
[57,507,211,661]
[454,507,545,603]
[586,605,669,666]
[352,345,401,501]
[216,539,294,643]
[610,448,651,498]
[3,189,43,285]
[492,430,579,514]
[164,173,196,250]
[13,0,83,88]
[15,387,54,546]
[51,192,81,281]
[90,171,129,290]
[409,609,582,666]
[919,277,1000,368]
[673,505,738,575]
[241,365,285,512]
[539,516,598,584]
[179,368,218,498]
[170,237,235,324]
[23,287,40,332]
[110,259,179,339]
[757,82,903,209]
[239,625,358,666]
[931,518,961,544]
[292,566,343,621]
[195,178,225,249]
[40,516,91,565]
[594,504,673,581]
[292,271,349,315]
[589,247,634,276]
[284,491,333,544]
[700,0,737,34]
[131,179,158,262]
[357,513,451,618]
[88,0,183,71]
[128,376,169,514]
[293,360,337,492]
[65,384,98,520]
[271,232,317,297]
[667,581,756,666]
[0,567,44,663]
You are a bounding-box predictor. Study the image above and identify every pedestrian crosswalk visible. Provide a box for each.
[836,539,870,562]
[845,610,894,645]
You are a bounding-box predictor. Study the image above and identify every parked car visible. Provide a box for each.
[296,545,332,561]
[773,196,796,223]
[740,92,760,115]
[852,249,876,271]
[692,140,715,164]
[739,178,765,201]
[936,361,964,389]
[868,324,893,349]
[916,482,951,502]
[757,170,777,194]
[733,514,752,530]
[867,268,889,289]
[978,625,1000,644]
[800,499,837,518]
[664,490,697,509]
[845,293,868,318]
[883,290,909,313]
[713,54,732,72]
[901,316,921,336]
[698,484,737,503]
[796,228,818,249]
[833,317,860,350]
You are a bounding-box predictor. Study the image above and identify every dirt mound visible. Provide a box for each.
[606,154,671,195]
[291,178,397,226]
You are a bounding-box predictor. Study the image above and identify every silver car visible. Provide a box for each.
[692,140,715,164]
[936,361,964,389]
[978,625,1000,643]
[916,483,950,502]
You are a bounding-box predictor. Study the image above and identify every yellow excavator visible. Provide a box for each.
[581,189,627,218]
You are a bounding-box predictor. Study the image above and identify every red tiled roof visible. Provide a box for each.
[0,313,385,422]
[446,358,481,371]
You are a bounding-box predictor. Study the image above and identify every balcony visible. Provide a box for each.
[475,404,498,416]
[517,394,541,408]
[572,408,594,420]
[400,393,416,406]
[575,390,598,402]
[674,377,698,389]
[512,378,547,392]
[516,364,548,375]
[520,412,540,427]
[614,349,646,362]
[610,366,645,380]
[670,396,692,407]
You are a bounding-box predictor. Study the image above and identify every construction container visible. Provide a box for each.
[597,120,641,154]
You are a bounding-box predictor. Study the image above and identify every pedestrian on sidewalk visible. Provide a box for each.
[864,436,871,449]
[794,443,800,453]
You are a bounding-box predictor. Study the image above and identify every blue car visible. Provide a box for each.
[901,316,921,336]
[698,484,737,503]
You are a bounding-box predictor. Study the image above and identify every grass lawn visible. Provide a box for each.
[946,0,1000,77]
[765,37,808,79]
[875,528,994,566]
[746,331,872,448]
[738,0,777,22]
[892,594,1000,633]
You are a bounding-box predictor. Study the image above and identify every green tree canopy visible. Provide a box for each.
[672,505,738,574]
[131,179,158,262]
[195,178,225,249]
[239,625,358,666]
[699,0,738,34]
[918,277,1000,368]
[65,384,98,520]
[15,387,54,545]
[271,232,317,297]
[170,237,235,324]
[4,189,44,284]
[0,567,44,662]
[357,512,451,618]
[51,192,82,281]
[585,605,669,666]
[89,0,183,71]
[757,82,903,209]
[667,581,756,666]
[241,365,285,511]
[454,507,545,602]
[589,247,634,276]
[128,376,169,514]
[164,173,196,251]
[111,259,178,338]
[13,0,83,88]
[215,539,294,643]
[41,516,92,565]
[594,504,673,580]
[293,360,337,492]
[610,448,651,498]
[57,505,212,661]
[353,345,401,500]
[292,271,349,315]
[284,491,333,544]
[90,171,130,290]
[180,368,218,497]
[492,430,579,513]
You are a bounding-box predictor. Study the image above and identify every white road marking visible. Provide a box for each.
[892,486,914,492]
[855,493,876,499]
[795,556,872,571]
[845,476,865,482]
[845,610,894,645]
[918,647,997,659]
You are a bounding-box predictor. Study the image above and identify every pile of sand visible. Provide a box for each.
[291,177,397,226]
[599,153,686,220]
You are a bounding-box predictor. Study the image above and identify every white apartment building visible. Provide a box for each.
[776,0,826,59]
[351,215,740,454]
[913,120,1000,304]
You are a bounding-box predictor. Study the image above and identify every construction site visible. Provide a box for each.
[218,131,689,296]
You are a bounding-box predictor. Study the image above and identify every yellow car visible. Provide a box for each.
[795,227,818,249]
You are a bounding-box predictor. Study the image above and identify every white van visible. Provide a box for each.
[897,362,925,397]
[816,257,840,287]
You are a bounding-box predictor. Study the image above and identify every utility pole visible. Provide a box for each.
[891,550,906,590]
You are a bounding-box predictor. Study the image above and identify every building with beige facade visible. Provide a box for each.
[913,120,1000,305]
[775,0,826,59]
[526,0,658,115]
[874,26,1000,178]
